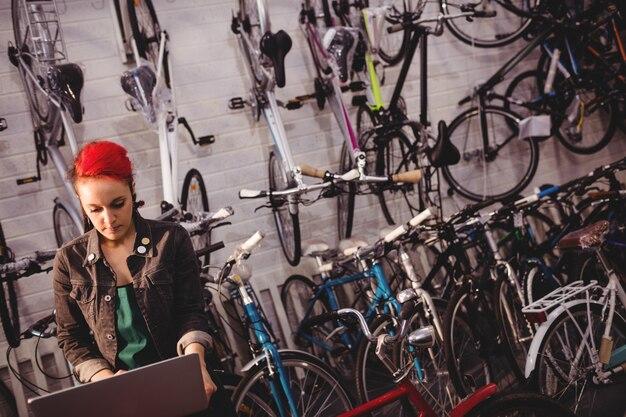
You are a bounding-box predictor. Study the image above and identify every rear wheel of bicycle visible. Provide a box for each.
[12,0,52,122]
[53,201,81,248]
[503,70,552,141]
[439,0,539,48]
[127,0,170,87]
[337,142,355,239]
[268,151,301,266]
[368,0,410,66]
[442,106,539,202]
[0,223,20,349]
[360,127,421,225]
[233,351,353,417]
[0,380,17,417]
[533,302,626,416]
[444,283,493,397]
[464,391,576,417]
[181,169,211,267]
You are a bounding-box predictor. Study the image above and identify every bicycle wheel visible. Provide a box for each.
[306,0,333,28]
[53,201,81,248]
[439,0,539,48]
[0,223,20,349]
[464,391,576,417]
[127,0,170,87]
[442,106,539,202]
[0,379,18,417]
[494,274,533,383]
[521,260,562,305]
[337,142,355,240]
[233,350,353,417]
[12,0,52,122]
[268,151,301,266]
[280,275,327,351]
[181,169,211,267]
[360,127,421,225]
[533,303,626,416]
[366,0,410,66]
[240,0,270,47]
[503,70,551,141]
[443,283,493,397]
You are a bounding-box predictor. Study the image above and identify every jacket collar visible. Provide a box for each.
[82,213,154,267]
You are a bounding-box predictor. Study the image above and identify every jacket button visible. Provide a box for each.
[137,245,147,254]
[87,253,95,262]
[106,334,114,340]
[104,295,112,302]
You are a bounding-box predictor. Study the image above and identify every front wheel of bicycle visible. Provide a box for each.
[181,168,211,267]
[532,302,626,416]
[464,391,576,417]
[0,222,20,349]
[53,201,81,248]
[442,106,539,202]
[439,0,539,48]
[337,142,355,240]
[268,151,301,266]
[232,350,354,417]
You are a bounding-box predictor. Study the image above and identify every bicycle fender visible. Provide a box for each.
[240,349,322,373]
[524,299,603,378]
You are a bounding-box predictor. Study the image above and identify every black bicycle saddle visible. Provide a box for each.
[426,120,461,168]
[260,30,292,88]
[325,27,355,83]
[120,65,157,124]
[47,63,84,124]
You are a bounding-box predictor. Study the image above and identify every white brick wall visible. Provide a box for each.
[0,0,624,411]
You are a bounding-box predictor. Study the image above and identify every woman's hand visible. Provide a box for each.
[90,368,115,382]
[184,342,217,403]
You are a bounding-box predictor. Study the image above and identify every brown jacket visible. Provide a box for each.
[53,214,212,383]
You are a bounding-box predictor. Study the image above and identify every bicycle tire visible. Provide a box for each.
[464,391,576,417]
[0,222,20,349]
[232,350,353,417]
[0,379,18,417]
[503,70,551,141]
[441,106,539,202]
[532,302,626,416]
[521,260,562,305]
[337,142,355,239]
[493,274,532,383]
[53,201,81,248]
[268,151,301,266]
[127,0,170,88]
[366,0,410,66]
[12,0,52,122]
[240,0,271,48]
[181,168,211,267]
[439,0,539,48]
[360,127,421,225]
[443,282,493,397]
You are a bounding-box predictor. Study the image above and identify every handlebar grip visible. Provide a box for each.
[302,311,340,329]
[458,95,472,106]
[384,224,408,243]
[0,258,31,275]
[387,22,405,34]
[514,194,539,206]
[239,189,268,199]
[391,169,422,184]
[474,10,497,18]
[35,250,57,263]
[409,207,434,227]
[300,164,327,179]
[537,185,561,198]
[212,206,234,220]
[589,190,626,200]
[240,230,265,252]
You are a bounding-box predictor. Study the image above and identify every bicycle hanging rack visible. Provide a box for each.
[21,0,68,67]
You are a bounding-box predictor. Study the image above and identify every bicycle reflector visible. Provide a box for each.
[523,310,547,324]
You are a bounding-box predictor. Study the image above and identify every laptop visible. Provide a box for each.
[28,354,207,417]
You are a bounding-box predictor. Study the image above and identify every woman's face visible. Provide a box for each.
[75,177,134,243]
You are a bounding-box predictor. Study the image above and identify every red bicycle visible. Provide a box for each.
[307,288,576,417]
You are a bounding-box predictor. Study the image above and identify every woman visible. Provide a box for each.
[53,141,234,416]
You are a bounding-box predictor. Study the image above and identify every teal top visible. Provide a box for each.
[115,285,159,370]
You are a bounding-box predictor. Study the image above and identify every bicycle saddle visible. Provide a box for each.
[260,30,292,88]
[323,27,357,83]
[121,64,157,125]
[425,120,461,168]
[47,63,84,123]
[557,220,609,251]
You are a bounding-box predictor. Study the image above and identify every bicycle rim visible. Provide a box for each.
[181,168,211,266]
[337,142,355,240]
[233,353,353,417]
[368,0,409,65]
[12,0,51,122]
[53,202,81,248]
[442,106,539,202]
[440,0,538,48]
[535,303,626,416]
[268,152,301,266]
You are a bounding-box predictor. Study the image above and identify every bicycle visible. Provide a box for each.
[114,0,218,266]
[206,231,355,417]
[523,211,626,416]
[298,303,576,417]
[230,0,422,265]
[9,0,86,247]
[442,2,618,201]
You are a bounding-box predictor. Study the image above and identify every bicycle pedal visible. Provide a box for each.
[7,46,19,68]
[16,176,40,185]
[352,95,367,106]
[285,100,302,110]
[197,135,215,146]
[348,81,366,92]
[228,97,246,110]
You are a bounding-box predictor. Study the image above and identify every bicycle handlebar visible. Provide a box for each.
[383,207,434,243]
[0,250,56,275]
[387,9,495,34]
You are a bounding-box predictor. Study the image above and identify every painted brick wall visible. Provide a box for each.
[0,0,624,409]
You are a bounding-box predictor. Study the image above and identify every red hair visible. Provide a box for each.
[70,141,133,185]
